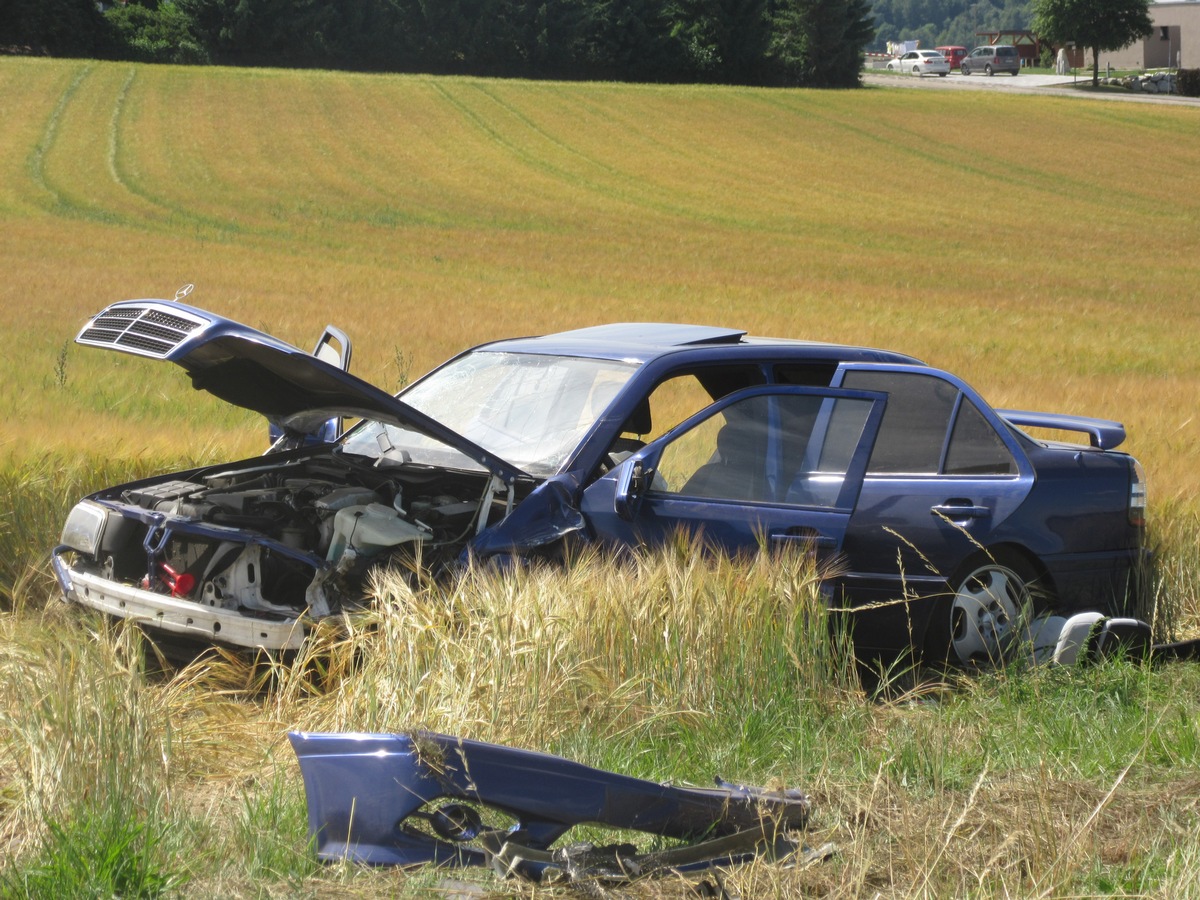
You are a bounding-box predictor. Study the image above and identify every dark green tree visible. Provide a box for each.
[414,0,511,73]
[1031,0,1152,86]
[669,0,772,83]
[0,0,107,56]
[2,0,881,87]
[764,0,809,82]
[768,0,873,85]
[106,1,210,63]
[172,0,413,67]
[218,0,341,66]
[328,0,424,71]
[584,0,683,80]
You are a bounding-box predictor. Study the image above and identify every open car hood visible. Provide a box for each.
[76,299,528,484]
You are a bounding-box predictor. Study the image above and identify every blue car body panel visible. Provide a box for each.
[579,383,888,558]
[288,730,809,874]
[997,409,1126,450]
[76,300,529,485]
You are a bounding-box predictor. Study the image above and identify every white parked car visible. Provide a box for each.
[887,50,951,77]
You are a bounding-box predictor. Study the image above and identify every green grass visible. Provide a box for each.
[1,811,181,899]
[3,537,1200,896]
[2,58,1200,896]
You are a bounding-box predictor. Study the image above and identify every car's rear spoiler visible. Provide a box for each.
[997,409,1125,450]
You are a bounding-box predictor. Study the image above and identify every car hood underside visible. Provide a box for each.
[76,299,526,484]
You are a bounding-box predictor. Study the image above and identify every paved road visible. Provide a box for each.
[862,70,1200,107]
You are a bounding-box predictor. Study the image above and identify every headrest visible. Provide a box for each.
[622,398,652,436]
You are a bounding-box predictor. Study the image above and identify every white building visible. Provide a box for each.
[1097,0,1200,70]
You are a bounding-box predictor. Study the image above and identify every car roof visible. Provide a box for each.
[475,323,924,366]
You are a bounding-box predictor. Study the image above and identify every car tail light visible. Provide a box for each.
[1129,461,1147,527]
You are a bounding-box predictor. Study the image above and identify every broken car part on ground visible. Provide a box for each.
[56,293,1150,666]
[289,730,822,882]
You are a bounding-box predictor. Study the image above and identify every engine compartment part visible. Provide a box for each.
[54,451,523,647]
[325,503,428,562]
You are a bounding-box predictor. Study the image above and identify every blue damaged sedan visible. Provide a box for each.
[54,297,1149,666]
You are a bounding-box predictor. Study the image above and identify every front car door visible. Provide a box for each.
[580,384,886,561]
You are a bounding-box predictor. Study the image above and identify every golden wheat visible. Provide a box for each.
[0,59,1197,512]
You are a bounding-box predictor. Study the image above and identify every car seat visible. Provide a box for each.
[680,410,764,501]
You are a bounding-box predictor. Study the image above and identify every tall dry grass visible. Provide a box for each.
[3,543,1199,897]
[266,537,857,753]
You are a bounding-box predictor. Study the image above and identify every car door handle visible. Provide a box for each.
[931,503,991,520]
[770,528,837,549]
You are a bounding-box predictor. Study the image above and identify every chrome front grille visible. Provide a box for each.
[76,304,209,358]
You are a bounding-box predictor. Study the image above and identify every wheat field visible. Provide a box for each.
[3,57,1200,897]
[2,57,1198,502]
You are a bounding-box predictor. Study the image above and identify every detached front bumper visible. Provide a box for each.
[52,546,307,651]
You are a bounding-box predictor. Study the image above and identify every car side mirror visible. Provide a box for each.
[267,325,354,451]
[313,325,352,372]
[614,458,652,522]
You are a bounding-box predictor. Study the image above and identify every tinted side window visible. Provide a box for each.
[784,396,874,508]
[656,395,772,501]
[841,370,956,474]
[654,393,874,507]
[945,399,1017,475]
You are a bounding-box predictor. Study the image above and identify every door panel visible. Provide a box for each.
[580,385,886,558]
[830,363,1035,611]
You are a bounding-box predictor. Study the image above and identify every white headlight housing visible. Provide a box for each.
[60,501,110,556]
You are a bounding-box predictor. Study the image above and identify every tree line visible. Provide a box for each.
[0,0,875,87]
[867,0,1033,53]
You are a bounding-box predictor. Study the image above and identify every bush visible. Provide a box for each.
[1177,69,1200,97]
[105,2,209,64]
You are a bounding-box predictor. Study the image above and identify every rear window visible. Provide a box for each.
[839,370,1016,476]
[997,47,1017,57]
[840,370,956,474]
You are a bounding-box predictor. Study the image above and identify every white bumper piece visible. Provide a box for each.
[59,563,307,651]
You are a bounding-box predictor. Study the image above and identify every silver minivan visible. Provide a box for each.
[961,45,1020,76]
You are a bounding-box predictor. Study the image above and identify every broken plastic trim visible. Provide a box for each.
[288,731,811,881]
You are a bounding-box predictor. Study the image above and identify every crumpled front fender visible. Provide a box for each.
[467,474,585,560]
[289,731,809,877]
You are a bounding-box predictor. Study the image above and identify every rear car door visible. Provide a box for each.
[829,363,1035,645]
[580,385,886,557]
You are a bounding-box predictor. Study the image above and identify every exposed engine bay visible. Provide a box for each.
[62,449,528,640]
